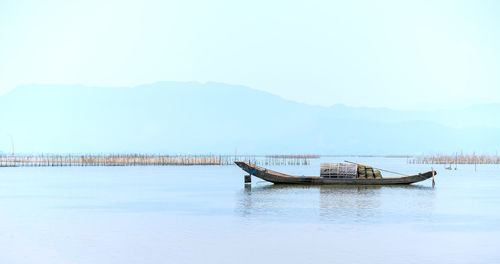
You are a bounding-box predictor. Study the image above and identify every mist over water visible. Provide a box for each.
[1,157,499,263]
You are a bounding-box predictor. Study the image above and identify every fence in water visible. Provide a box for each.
[0,154,319,167]
[409,154,500,165]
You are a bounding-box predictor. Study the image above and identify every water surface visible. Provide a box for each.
[0,157,499,263]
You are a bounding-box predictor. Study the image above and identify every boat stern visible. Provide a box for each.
[234,161,259,175]
[234,161,246,168]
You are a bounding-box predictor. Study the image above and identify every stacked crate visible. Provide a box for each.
[320,163,358,178]
[357,165,382,179]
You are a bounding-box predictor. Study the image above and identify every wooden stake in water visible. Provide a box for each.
[474,152,477,172]
[455,152,458,170]
[432,167,435,188]
[244,174,251,184]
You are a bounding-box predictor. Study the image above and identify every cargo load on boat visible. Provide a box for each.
[320,163,358,178]
[357,165,383,179]
[320,163,383,179]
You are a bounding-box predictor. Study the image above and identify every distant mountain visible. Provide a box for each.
[0,82,499,154]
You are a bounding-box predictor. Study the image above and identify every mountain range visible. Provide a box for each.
[0,82,499,155]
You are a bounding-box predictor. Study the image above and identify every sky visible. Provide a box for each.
[1,0,500,110]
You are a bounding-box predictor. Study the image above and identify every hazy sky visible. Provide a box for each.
[1,0,499,109]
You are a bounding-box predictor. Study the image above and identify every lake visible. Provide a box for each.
[0,157,499,263]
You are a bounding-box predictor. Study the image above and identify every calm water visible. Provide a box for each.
[0,157,499,264]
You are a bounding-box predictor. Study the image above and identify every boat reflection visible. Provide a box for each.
[237,183,435,222]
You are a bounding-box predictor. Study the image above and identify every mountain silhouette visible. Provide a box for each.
[0,82,498,154]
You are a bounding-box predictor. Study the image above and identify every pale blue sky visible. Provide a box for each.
[1,0,499,109]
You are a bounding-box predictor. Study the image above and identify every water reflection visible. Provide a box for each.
[237,183,435,223]
[319,185,382,221]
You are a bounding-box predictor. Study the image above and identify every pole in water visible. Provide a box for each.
[244,174,251,184]
[432,167,435,188]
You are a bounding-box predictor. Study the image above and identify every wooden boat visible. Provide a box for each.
[235,161,436,185]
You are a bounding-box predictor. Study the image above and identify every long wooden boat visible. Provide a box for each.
[235,161,435,185]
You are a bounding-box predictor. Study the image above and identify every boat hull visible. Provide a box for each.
[235,161,435,185]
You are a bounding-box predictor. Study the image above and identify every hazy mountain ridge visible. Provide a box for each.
[0,82,499,154]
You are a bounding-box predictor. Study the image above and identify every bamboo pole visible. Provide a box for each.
[344,160,410,177]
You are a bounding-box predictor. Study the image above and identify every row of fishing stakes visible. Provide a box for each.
[0,154,318,167]
[409,153,500,172]
[409,153,500,165]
